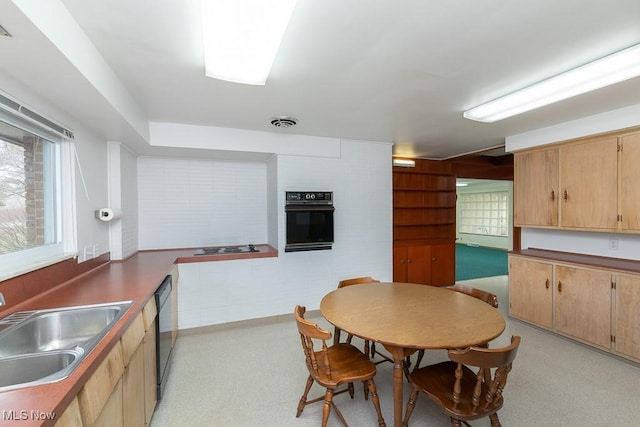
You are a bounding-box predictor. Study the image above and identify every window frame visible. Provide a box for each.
[0,99,76,281]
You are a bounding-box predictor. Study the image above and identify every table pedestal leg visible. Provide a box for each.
[385,345,408,427]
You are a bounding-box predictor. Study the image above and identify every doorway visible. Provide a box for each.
[455,179,512,281]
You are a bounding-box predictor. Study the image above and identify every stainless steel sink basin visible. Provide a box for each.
[0,301,132,391]
[0,349,82,389]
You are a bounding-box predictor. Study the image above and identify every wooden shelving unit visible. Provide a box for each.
[393,159,456,286]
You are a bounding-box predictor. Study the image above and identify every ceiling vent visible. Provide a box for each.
[0,24,11,37]
[270,116,297,128]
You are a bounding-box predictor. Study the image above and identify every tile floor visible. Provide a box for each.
[151,276,640,426]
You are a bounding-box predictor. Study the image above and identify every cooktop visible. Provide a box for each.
[194,244,259,255]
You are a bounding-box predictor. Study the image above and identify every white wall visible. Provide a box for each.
[137,157,268,249]
[168,138,393,328]
[506,103,640,260]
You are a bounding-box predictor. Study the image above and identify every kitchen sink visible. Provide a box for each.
[0,349,82,389]
[0,301,133,391]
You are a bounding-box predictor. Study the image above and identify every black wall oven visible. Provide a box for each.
[285,191,334,252]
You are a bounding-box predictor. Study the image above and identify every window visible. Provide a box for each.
[458,192,508,237]
[0,93,76,279]
[0,123,58,254]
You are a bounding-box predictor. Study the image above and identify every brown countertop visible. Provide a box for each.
[0,244,277,426]
[509,248,640,274]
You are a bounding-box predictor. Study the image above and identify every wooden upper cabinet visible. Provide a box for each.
[619,132,640,232]
[559,137,618,230]
[513,127,640,233]
[514,148,558,227]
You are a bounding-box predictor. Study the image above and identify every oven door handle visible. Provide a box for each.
[285,205,335,212]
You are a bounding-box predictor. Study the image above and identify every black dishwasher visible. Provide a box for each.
[155,274,174,400]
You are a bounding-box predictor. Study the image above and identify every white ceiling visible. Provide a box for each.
[1,0,640,159]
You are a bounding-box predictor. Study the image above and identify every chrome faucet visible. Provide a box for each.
[0,292,5,307]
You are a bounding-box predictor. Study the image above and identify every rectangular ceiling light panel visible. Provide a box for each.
[202,0,297,85]
[464,43,640,122]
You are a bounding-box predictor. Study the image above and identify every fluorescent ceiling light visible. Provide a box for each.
[464,43,640,122]
[456,182,468,187]
[201,0,297,85]
[392,159,416,167]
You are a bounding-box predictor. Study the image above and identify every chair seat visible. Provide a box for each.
[314,343,378,387]
[409,361,504,420]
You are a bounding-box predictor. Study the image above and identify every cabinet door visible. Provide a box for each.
[393,246,408,282]
[514,149,559,226]
[54,397,83,427]
[613,274,640,362]
[78,343,125,426]
[94,379,124,427]
[555,265,611,349]
[560,138,618,229]
[430,243,454,286]
[619,133,640,232]
[123,344,145,427]
[508,257,553,328]
[407,245,431,285]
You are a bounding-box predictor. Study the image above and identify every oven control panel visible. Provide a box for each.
[286,191,333,204]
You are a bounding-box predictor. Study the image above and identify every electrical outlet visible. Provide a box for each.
[608,238,619,250]
[84,245,96,260]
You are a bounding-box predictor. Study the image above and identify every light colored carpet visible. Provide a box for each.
[151,276,640,426]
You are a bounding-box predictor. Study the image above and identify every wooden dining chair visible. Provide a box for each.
[403,335,521,427]
[449,283,499,309]
[334,277,394,365]
[294,305,386,427]
[412,284,499,372]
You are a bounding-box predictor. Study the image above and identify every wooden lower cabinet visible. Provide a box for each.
[54,396,83,427]
[94,380,123,427]
[71,303,159,427]
[555,265,611,350]
[509,253,640,364]
[78,342,125,426]
[394,244,430,284]
[613,274,640,362]
[123,345,145,427]
[393,242,454,286]
[508,257,553,328]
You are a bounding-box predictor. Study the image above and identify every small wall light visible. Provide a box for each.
[392,159,416,168]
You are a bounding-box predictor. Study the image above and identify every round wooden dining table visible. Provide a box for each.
[320,282,506,427]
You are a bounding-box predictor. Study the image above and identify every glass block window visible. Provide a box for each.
[458,192,508,236]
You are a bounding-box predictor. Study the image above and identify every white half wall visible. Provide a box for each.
[171,138,393,328]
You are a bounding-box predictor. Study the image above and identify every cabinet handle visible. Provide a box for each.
[558,281,562,293]
[545,279,550,289]
[563,190,568,202]
[401,259,406,264]
[551,190,555,201]
[432,257,437,262]
[407,259,412,263]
